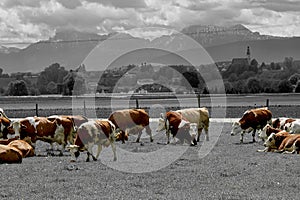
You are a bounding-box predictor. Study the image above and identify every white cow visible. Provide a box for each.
[284,120,300,134]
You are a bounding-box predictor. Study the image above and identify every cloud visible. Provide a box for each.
[1,0,300,48]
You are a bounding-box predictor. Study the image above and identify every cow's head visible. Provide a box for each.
[156,113,167,132]
[259,124,271,141]
[230,122,242,136]
[7,120,26,139]
[67,145,80,162]
[263,132,277,148]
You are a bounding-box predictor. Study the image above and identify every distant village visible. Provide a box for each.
[1,46,300,96]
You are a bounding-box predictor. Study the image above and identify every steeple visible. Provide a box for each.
[246,46,251,65]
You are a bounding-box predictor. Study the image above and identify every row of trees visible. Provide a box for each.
[4,63,86,96]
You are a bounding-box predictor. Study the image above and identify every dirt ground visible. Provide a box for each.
[0,122,299,200]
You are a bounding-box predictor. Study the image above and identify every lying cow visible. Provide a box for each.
[7,139,35,158]
[156,110,197,145]
[231,107,272,143]
[259,124,282,141]
[68,119,119,162]
[108,109,152,143]
[0,144,23,164]
[259,131,300,154]
[175,107,209,142]
[8,117,69,155]
[284,120,300,134]
[272,117,295,129]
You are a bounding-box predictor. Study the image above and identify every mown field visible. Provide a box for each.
[0,95,299,199]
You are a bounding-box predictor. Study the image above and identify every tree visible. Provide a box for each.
[288,73,300,85]
[295,82,300,93]
[278,80,293,93]
[37,63,68,94]
[182,71,200,88]
[6,80,28,96]
[247,78,262,93]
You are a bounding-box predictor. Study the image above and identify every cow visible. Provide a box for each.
[67,119,119,162]
[7,117,68,155]
[259,132,300,153]
[7,139,35,158]
[0,144,22,164]
[284,120,300,134]
[108,109,152,143]
[47,115,89,145]
[272,117,295,129]
[259,124,282,141]
[231,107,272,143]
[175,107,209,142]
[156,110,197,145]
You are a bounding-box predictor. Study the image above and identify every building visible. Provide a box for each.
[231,46,251,66]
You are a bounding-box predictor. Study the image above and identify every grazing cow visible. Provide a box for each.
[259,124,282,141]
[7,140,34,158]
[175,108,209,142]
[156,110,197,145]
[7,117,68,155]
[272,117,295,129]
[259,132,300,153]
[231,107,272,143]
[284,120,300,134]
[67,119,119,162]
[0,144,22,164]
[108,109,152,143]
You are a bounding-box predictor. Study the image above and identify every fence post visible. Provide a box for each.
[266,99,269,108]
[35,103,38,117]
[136,98,139,109]
[197,93,201,108]
[83,100,87,116]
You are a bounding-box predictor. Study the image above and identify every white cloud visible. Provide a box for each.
[0,0,300,48]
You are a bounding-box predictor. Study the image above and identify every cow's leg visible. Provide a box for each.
[86,152,91,162]
[145,126,153,142]
[136,130,142,143]
[93,144,102,161]
[240,131,245,143]
[252,129,256,143]
[204,127,209,141]
[166,130,170,144]
[197,128,203,142]
[110,142,117,161]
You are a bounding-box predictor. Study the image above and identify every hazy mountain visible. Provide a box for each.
[0,25,299,73]
[181,24,281,47]
[0,46,20,54]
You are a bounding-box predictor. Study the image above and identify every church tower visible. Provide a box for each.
[246,46,251,65]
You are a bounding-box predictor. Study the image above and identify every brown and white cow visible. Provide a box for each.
[175,107,209,142]
[108,109,152,143]
[47,115,88,145]
[67,119,119,162]
[7,117,68,155]
[258,124,282,141]
[0,144,23,164]
[272,117,295,129]
[259,131,300,153]
[156,110,198,145]
[7,139,35,158]
[231,107,272,143]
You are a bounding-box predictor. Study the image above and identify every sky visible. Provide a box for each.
[0,0,300,48]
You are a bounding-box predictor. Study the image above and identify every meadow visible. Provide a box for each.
[0,94,299,199]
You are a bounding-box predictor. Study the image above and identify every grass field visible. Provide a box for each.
[0,121,299,199]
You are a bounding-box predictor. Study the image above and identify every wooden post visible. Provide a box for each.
[197,93,200,108]
[266,99,269,108]
[136,98,139,109]
[35,103,38,117]
[83,100,87,116]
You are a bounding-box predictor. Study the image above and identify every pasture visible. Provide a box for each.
[0,95,299,199]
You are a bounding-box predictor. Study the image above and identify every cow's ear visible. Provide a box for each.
[21,124,27,130]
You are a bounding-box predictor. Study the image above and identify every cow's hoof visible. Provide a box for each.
[140,142,144,146]
[113,158,117,161]
[150,138,154,143]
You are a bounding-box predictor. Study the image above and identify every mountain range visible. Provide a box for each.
[0,24,299,73]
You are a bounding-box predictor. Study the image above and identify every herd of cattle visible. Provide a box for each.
[0,106,299,164]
